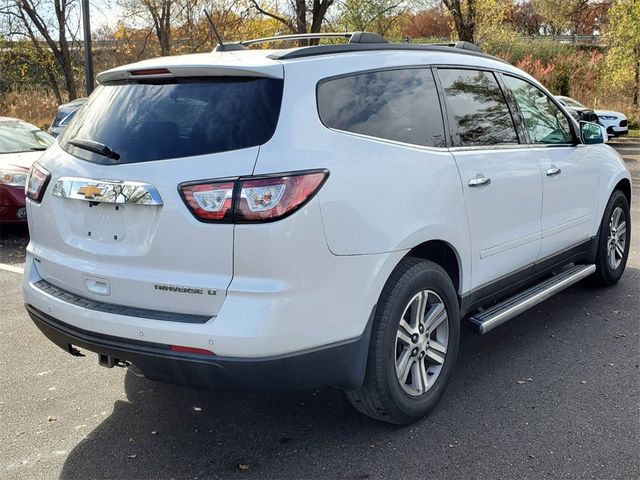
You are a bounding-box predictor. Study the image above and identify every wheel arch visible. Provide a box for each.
[404,240,462,295]
[614,178,631,205]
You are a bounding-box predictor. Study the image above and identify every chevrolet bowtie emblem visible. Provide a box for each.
[77,185,105,199]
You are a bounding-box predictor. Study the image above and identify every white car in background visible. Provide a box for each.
[556,96,628,137]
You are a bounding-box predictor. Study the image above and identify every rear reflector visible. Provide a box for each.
[170,345,215,355]
[130,68,171,76]
[179,169,328,223]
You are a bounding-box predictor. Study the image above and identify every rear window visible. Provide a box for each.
[59,109,79,127]
[317,68,446,148]
[60,77,283,164]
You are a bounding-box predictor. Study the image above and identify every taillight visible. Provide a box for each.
[236,172,327,222]
[179,170,328,223]
[25,163,51,203]
[180,181,234,221]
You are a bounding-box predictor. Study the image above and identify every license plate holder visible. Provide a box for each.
[84,203,126,242]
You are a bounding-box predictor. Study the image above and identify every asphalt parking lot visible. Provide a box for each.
[1,141,639,480]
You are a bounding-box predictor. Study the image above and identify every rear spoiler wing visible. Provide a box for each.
[96,63,283,84]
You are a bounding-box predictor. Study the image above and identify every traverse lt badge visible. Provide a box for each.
[154,284,217,296]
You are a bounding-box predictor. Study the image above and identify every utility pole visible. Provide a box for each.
[82,0,94,95]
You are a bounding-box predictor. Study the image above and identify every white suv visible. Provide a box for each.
[23,33,632,424]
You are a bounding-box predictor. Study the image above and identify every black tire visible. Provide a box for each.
[346,258,460,425]
[591,190,631,286]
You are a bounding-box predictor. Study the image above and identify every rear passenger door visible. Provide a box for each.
[436,68,543,291]
[501,75,600,259]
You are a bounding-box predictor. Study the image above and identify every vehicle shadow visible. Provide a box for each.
[59,270,639,480]
[0,222,29,265]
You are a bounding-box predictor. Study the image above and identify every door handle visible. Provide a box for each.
[546,166,562,176]
[468,175,491,187]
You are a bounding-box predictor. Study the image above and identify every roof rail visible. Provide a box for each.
[216,31,387,51]
[212,31,494,61]
[428,41,482,52]
[268,42,503,63]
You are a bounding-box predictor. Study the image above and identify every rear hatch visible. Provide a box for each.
[29,55,283,317]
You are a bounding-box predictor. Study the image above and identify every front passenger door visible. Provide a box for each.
[502,75,600,260]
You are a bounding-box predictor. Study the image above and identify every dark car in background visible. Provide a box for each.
[561,103,600,124]
[48,98,87,137]
[0,117,54,223]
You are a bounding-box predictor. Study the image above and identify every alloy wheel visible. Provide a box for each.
[395,290,449,397]
[607,206,627,269]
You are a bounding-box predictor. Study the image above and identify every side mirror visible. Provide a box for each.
[580,121,605,145]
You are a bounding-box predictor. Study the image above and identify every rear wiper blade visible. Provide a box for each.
[29,147,48,151]
[69,138,120,160]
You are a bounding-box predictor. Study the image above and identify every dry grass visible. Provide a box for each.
[0,87,60,130]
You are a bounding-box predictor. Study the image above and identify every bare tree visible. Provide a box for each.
[17,8,63,102]
[441,0,475,43]
[338,0,405,36]
[5,0,79,100]
[142,0,175,55]
[118,0,191,56]
[250,0,335,43]
[511,0,543,36]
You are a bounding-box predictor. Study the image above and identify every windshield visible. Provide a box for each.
[560,97,585,108]
[0,121,54,154]
[59,77,284,164]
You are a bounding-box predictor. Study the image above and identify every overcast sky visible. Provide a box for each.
[89,1,126,31]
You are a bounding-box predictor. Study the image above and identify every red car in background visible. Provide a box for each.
[0,117,54,223]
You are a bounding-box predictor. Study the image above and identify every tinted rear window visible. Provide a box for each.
[60,77,283,164]
[59,109,79,126]
[317,68,446,148]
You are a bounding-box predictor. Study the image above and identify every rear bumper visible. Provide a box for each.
[26,303,372,391]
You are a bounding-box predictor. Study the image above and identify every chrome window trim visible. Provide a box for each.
[526,143,578,149]
[448,144,529,152]
[324,127,449,152]
[51,177,163,205]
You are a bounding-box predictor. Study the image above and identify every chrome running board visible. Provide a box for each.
[469,264,596,335]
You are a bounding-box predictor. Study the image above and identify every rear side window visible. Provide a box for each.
[317,68,446,148]
[60,77,283,164]
[438,69,519,147]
